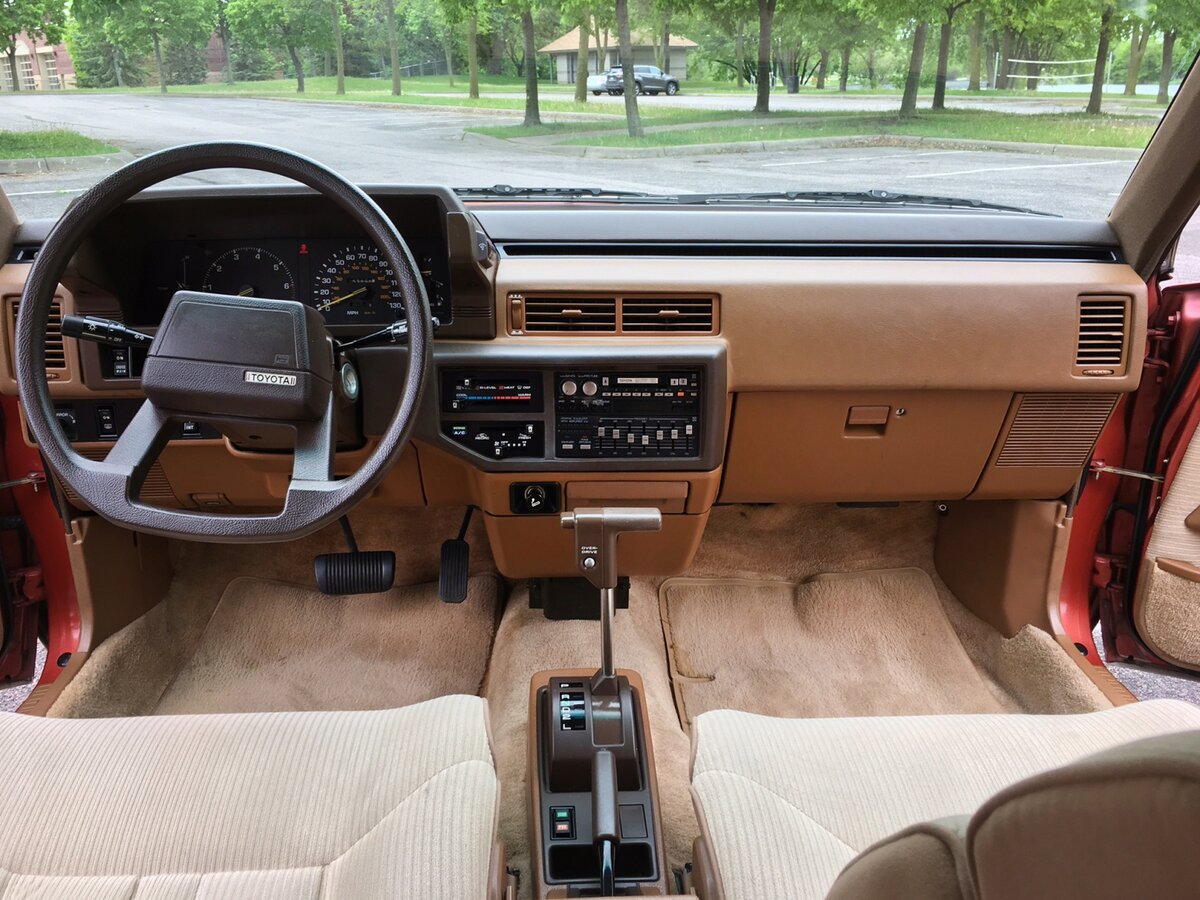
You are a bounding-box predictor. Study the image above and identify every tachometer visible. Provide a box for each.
[313,243,403,325]
[201,247,296,299]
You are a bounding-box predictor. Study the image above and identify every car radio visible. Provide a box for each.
[554,370,701,459]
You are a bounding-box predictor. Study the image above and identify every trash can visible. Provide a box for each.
[785,75,800,93]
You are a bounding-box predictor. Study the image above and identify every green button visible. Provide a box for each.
[553,808,571,821]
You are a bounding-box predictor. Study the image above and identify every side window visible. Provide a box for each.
[1174,208,1200,284]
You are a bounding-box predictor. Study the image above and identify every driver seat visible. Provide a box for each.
[689,699,1200,900]
[0,695,501,899]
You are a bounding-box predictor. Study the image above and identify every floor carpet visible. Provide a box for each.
[661,568,1010,728]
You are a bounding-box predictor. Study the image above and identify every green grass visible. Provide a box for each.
[0,129,118,159]
[558,110,1155,150]
[466,108,799,138]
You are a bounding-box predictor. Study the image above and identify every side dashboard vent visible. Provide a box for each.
[996,393,1119,468]
[515,295,616,333]
[621,297,715,333]
[10,298,67,370]
[1074,295,1129,375]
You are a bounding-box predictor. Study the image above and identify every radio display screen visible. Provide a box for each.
[442,371,544,413]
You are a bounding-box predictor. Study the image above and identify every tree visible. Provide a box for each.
[932,1,970,109]
[574,15,588,102]
[380,0,400,94]
[967,9,983,90]
[520,4,539,126]
[1122,12,1151,96]
[2,0,66,91]
[615,0,641,135]
[1154,0,1200,104]
[227,0,331,92]
[215,0,234,83]
[331,0,345,94]
[98,0,212,94]
[900,21,929,117]
[753,0,777,114]
[1087,5,1115,114]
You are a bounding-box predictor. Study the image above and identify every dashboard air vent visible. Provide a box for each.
[1074,296,1129,375]
[11,298,67,370]
[996,393,1118,468]
[517,295,616,333]
[621,297,715,333]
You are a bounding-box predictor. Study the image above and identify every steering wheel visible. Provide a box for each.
[16,143,432,542]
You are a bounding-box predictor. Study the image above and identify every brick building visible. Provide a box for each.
[1,32,75,91]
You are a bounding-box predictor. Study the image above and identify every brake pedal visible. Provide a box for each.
[439,507,472,603]
[314,517,395,595]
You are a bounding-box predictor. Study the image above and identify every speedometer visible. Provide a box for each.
[313,243,404,325]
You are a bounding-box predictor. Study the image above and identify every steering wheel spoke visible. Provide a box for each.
[102,400,173,498]
[291,397,338,485]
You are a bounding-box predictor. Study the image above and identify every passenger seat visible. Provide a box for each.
[688,700,1200,900]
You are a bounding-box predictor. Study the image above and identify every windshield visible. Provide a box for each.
[1,2,1195,221]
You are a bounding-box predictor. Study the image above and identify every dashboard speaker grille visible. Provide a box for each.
[1074,295,1129,374]
[996,393,1118,468]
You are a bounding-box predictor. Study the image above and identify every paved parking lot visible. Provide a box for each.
[1,93,1137,219]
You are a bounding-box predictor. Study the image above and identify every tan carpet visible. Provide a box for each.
[661,568,1011,727]
[152,575,500,714]
[50,506,501,719]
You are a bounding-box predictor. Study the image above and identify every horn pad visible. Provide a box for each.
[141,292,333,422]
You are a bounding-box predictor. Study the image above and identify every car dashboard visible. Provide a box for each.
[0,184,1147,579]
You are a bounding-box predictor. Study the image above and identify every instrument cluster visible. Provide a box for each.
[137,236,451,329]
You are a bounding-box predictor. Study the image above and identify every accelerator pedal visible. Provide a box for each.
[314,517,395,595]
[439,507,473,603]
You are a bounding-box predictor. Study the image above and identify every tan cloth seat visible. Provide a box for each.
[689,699,1200,900]
[0,695,499,899]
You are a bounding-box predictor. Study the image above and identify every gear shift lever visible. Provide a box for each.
[561,507,663,695]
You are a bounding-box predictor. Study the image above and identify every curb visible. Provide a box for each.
[0,150,134,175]
[497,132,1145,161]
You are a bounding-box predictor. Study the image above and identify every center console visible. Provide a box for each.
[529,508,671,897]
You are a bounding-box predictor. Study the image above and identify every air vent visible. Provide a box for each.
[10,298,67,370]
[509,293,718,336]
[1074,295,1129,375]
[517,295,616,333]
[996,393,1118,468]
[621,297,715,333]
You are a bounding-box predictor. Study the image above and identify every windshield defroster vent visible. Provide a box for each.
[509,292,718,336]
[1074,295,1130,376]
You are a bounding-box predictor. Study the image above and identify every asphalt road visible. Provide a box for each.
[0,93,1139,219]
[0,92,1197,710]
